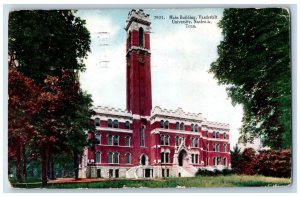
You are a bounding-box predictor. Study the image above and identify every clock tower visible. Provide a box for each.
[125,9,152,117]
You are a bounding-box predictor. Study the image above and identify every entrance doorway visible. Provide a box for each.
[178,150,187,166]
[97,169,101,178]
[141,155,146,165]
[145,169,151,178]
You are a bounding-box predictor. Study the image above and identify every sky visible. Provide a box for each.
[76,9,244,148]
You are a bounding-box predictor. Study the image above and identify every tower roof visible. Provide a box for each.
[125,9,151,30]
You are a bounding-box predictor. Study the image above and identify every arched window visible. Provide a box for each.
[217,157,221,165]
[223,157,227,166]
[195,138,199,147]
[191,154,194,163]
[140,126,145,146]
[125,121,130,129]
[213,144,216,152]
[213,131,216,138]
[165,135,170,145]
[195,124,198,132]
[125,153,131,164]
[160,120,164,128]
[223,132,227,139]
[95,118,100,126]
[96,152,101,163]
[216,132,220,138]
[175,136,179,146]
[108,134,113,145]
[113,153,119,164]
[108,119,113,128]
[206,131,209,137]
[113,119,119,128]
[213,157,217,166]
[108,152,113,163]
[195,154,199,164]
[165,152,169,163]
[95,134,101,144]
[125,136,131,146]
[191,124,194,131]
[180,122,185,130]
[160,135,165,145]
[223,144,227,152]
[139,27,144,47]
[113,135,119,146]
[190,138,194,147]
[164,121,169,129]
[160,152,165,163]
[176,122,180,130]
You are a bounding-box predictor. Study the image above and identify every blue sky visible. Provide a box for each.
[76,9,243,147]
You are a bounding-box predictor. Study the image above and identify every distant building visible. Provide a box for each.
[79,9,230,179]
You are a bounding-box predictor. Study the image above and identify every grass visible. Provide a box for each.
[10,175,291,189]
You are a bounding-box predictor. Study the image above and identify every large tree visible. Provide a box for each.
[210,8,291,148]
[8,10,92,186]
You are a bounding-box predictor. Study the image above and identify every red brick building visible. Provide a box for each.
[79,9,230,179]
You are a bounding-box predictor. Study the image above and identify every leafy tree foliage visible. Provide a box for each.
[8,10,92,186]
[9,10,91,83]
[210,8,291,148]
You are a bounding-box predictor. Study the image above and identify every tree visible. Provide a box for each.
[8,10,92,186]
[210,8,291,148]
[9,10,90,83]
[239,148,257,175]
[230,144,242,173]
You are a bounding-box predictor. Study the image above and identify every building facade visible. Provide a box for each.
[79,9,230,179]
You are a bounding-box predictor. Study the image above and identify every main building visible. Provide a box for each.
[79,9,230,179]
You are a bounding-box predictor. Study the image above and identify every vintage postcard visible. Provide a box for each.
[7,8,292,189]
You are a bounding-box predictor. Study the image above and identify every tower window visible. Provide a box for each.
[113,119,119,128]
[160,135,165,145]
[224,132,227,139]
[176,122,180,130]
[139,27,144,47]
[108,152,113,163]
[175,136,179,146]
[95,134,101,144]
[127,32,131,49]
[180,122,185,130]
[140,126,145,146]
[195,124,198,132]
[191,124,194,131]
[96,152,101,163]
[125,153,131,164]
[108,134,113,145]
[125,136,131,146]
[125,121,130,129]
[164,121,169,129]
[165,135,170,145]
[160,120,164,128]
[113,135,119,146]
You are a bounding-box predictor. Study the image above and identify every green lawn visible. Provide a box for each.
[10,175,291,189]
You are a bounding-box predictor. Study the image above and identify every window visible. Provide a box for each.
[191,138,194,147]
[108,135,113,145]
[140,126,145,146]
[195,154,199,164]
[125,153,131,164]
[191,124,194,131]
[195,138,199,147]
[224,132,227,139]
[223,144,227,152]
[213,144,216,152]
[223,157,227,166]
[96,152,101,163]
[113,135,119,146]
[164,121,169,129]
[206,157,209,166]
[191,154,194,163]
[108,119,113,128]
[160,120,164,128]
[95,134,101,144]
[213,157,217,166]
[160,135,165,145]
[213,131,216,138]
[125,136,131,146]
[139,27,144,47]
[216,132,220,138]
[165,135,170,145]
[160,152,165,163]
[115,169,119,178]
[180,122,185,130]
[165,152,169,163]
[125,121,130,129]
[113,153,119,164]
[162,169,165,177]
[175,136,179,146]
[109,169,113,178]
[166,169,170,177]
[195,124,198,132]
[217,157,221,165]
[108,152,113,163]
[206,131,208,137]
[176,122,180,130]
[95,118,100,126]
[113,119,119,128]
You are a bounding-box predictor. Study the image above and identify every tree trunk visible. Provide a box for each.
[73,149,79,180]
[22,143,27,180]
[50,156,55,180]
[16,143,22,182]
[40,147,47,186]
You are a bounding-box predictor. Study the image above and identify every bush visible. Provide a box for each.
[195,168,232,176]
[255,149,291,178]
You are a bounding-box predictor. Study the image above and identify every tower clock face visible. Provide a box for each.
[138,54,145,64]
